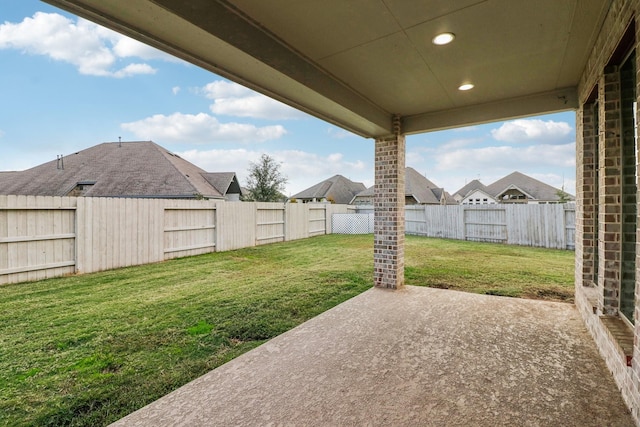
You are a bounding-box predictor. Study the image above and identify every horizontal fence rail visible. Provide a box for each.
[1,196,574,286]
[0,196,348,285]
[335,204,575,250]
[407,204,576,249]
[0,196,77,284]
[163,205,217,258]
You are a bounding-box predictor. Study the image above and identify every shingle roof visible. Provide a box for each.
[351,167,457,205]
[443,191,458,205]
[405,167,440,204]
[486,171,574,202]
[0,171,18,181]
[353,186,374,198]
[202,172,242,196]
[453,179,490,199]
[0,141,232,199]
[291,174,366,204]
[429,187,458,205]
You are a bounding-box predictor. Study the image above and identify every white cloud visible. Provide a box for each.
[105,31,176,62]
[210,96,303,119]
[177,148,370,195]
[438,137,482,151]
[435,143,575,171]
[112,63,156,78]
[202,81,251,98]
[327,153,344,163]
[172,86,181,95]
[202,81,306,120]
[177,148,260,176]
[406,138,481,175]
[0,12,174,77]
[406,150,425,165]
[121,112,287,144]
[271,150,372,195]
[529,173,576,195]
[491,119,572,144]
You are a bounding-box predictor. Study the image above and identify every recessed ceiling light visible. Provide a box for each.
[458,83,474,91]
[432,32,455,45]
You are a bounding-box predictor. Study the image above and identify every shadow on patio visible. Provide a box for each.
[111,286,633,426]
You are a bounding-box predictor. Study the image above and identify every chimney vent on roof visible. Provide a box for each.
[56,154,64,170]
[118,136,122,148]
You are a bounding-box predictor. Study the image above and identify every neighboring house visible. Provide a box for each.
[350,186,374,205]
[0,141,242,200]
[453,173,574,205]
[453,179,497,205]
[201,172,243,201]
[404,167,457,205]
[0,171,18,184]
[351,167,457,205]
[459,189,497,205]
[290,174,365,204]
[486,171,574,204]
[428,186,458,206]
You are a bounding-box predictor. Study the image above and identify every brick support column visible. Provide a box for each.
[576,102,598,288]
[599,67,623,315]
[374,130,405,289]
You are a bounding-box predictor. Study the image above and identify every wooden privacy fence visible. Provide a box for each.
[404,204,575,250]
[0,195,348,285]
[340,204,575,250]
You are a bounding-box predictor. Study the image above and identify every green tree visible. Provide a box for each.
[244,154,288,202]
[555,188,572,203]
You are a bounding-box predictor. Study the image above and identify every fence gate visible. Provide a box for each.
[564,205,576,250]
[332,213,374,234]
[463,207,507,243]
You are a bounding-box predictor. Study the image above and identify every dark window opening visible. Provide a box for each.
[620,49,637,324]
[593,99,599,287]
[66,181,95,197]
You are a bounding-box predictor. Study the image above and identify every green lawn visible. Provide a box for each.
[405,236,574,301]
[0,234,574,426]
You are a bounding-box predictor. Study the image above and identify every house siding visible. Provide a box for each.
[461,189,496,205]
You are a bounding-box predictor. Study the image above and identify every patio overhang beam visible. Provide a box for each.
[42,0,393,138]
[43,0,583,139]
[402,87,578,134]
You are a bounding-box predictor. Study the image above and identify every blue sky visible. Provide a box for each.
[0,1,576,196]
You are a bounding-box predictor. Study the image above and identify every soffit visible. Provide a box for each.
[43,0,613,137]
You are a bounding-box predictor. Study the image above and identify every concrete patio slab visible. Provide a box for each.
[111,286,633,426]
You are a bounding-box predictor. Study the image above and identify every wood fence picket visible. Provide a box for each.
[0,196,349,285]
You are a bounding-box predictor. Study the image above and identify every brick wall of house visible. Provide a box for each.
[600,66,624,316]
[373,134,405,289]
[576,100,598,289]
[575,0,640,422]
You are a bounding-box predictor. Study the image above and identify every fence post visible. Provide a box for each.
[461,205,466,241]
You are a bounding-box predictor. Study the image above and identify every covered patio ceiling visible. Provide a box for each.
[42,0,610,138]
